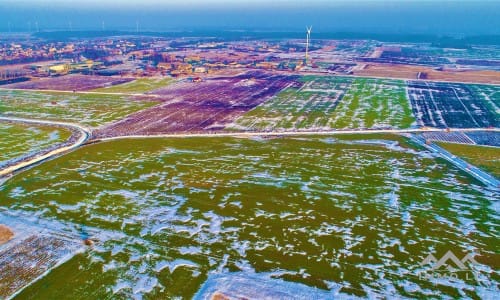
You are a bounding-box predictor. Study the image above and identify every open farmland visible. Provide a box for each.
[230,76,352,130]
[329,78,414,129]
[354,63,500,84]
[0,90,159,127]
[437,142,500,177]
[407,81,499,128]
[231,76,414,131]
[467,84,500,115]
[91,77,175,93]
[2,74,134,91]
[95,71,299,137]
[1,135,498,299]
[0,122,72,166]
[0,214,84,299]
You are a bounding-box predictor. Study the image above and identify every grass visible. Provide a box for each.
[91,77,174,93]
[329,77,415,129]
[0,122,72,164]
[0,90,159,127]
[437,142,500,177]
[232,76,353,131]
[231,76,415,131]
[1,134,496,299]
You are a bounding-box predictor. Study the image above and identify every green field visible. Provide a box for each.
[0,90,158,127]
[438,142,500,177]
[1,134,496,299]
[231,76,415,131]
[91,77,174,93]
[0,122,72,165]
[231,76,352,131]
[329,77,415,129]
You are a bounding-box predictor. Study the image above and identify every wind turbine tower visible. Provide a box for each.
[305,26,312,64]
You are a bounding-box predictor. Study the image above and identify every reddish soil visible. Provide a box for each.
[0,225,13,245]
[2,74,134,91]
[95,71,301,137]
[354,63,500,84]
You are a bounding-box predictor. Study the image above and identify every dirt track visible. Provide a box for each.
[354,63,500,85]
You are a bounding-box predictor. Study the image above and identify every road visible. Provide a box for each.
[1,115,499,187]
[0,117,91,177]
[98,127,499,142]
[410,134,500,189]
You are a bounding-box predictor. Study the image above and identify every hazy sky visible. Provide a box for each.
[1,0,499,34]
[5,0,497,8]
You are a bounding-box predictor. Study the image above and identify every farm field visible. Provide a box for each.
[1,74,134,91]
[1,135,497,299]
[0,122,72,166]
[330,77,414,128]
[407,81,499,128]
[437,142,500,177]
[91,77,175,93]
[230,76,352,130]
[467,84,500,114]
[465,131,500,147]
[95,71,299,137]
[354,63,500,84]
[231,76,414,131]
[0,214,84,300]
[368,46,500,69]
[0,90,159,127]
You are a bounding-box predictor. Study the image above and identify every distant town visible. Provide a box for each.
[1,33,499,86]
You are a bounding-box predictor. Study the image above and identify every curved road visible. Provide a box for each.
[0,117,91,177]
[1,116,498,187]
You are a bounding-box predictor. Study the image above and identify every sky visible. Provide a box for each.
[1,0,499,35]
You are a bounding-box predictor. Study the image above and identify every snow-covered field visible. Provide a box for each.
[0,135,497,299]
[0,122,72,167]
[231,76,415,131]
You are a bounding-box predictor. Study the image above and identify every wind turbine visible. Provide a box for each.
[305,26,312,64]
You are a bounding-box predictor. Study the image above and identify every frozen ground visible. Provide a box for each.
[0,90,158,127]
[0,213,84,299]
[406,81,499,128]
[231,76,415,131]
[0,135,498,299]
[0,122,72,167]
